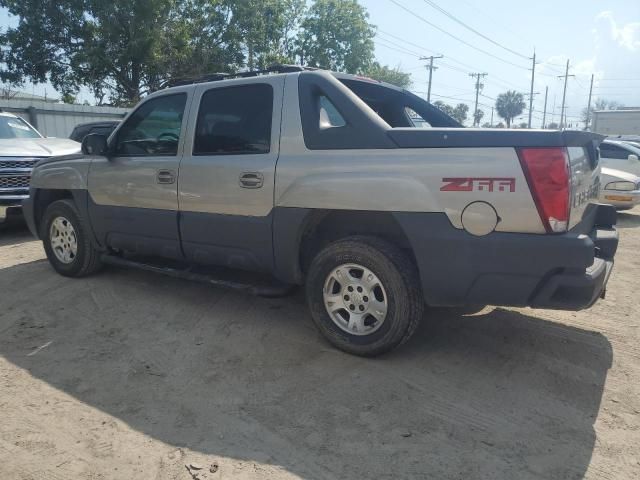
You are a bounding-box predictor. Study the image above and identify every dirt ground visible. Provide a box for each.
[0,210,639,480]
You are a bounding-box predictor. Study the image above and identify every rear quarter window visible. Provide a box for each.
[405,107,431,128]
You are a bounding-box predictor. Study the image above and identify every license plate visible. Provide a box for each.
[605,195,633,202]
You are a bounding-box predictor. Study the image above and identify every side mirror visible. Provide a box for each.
[628,154,639,162]
[81,133,109,156]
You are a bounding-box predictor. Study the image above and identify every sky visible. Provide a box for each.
[362,0,640,127]
[1,0,639,128]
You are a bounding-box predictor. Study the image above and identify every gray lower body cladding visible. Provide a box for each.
[274,205,616,310]
[24,189,617,311]
[393,203,617,309]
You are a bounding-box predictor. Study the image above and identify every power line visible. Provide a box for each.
[375,37,423,58]
[420,0,530,59]
[439,61,471,75]
[592,86,640,90]
[374,39,422,59]
[378,29,481,73]
[375,30,629,113]
[425,92,475,101]
[454,0,534,51]
[387,0,531,71]
[376,30,529,91]
[597,78,640,81]
[377,30,442,57]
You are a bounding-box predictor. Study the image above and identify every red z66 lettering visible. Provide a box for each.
[441,177,515,192]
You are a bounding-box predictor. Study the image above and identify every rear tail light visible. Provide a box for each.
[517,147,570,233]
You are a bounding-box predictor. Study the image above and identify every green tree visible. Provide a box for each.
[547,122,559,129]
[61,92,76,104]
[433,100,454,117]
[452,103,469,124]
[433,101,468,124]
[361,62,411,88]
[233,0,305,70]
[594,98,622,111]
[297,0,375,73]
[495,90,525,127]
[0,0,242,105]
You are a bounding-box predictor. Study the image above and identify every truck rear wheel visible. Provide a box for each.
[306,236,424,356]
[41,199,103,277]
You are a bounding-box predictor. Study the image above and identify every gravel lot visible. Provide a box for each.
[1,210,639,480]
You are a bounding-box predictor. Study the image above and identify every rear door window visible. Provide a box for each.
[193,84,273,155]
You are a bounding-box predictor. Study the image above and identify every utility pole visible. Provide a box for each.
[528,51,536,128]
[469,72,487,127]
[558,59,574,129]
[585,73,594,130]
[490,107,494,126]
[542,86,548,128]
[420,55,443,103]
[524,91,540,128]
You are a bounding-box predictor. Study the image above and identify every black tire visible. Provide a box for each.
[41,199,103,277]
[306,236,424,357]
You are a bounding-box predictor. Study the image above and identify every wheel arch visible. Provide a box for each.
[32,189,95,244]
[272,207,418,285]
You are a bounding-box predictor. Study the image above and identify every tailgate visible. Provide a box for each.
[563,131,605,229]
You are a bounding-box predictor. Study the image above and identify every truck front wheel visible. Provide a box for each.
[41,199,103,277]
[306,236,424,356]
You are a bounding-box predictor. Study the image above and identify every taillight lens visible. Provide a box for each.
[517,147,570,233]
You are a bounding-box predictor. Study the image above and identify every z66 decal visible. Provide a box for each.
[440,177,516,192]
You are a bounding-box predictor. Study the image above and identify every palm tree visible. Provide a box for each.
[495,91,526,128]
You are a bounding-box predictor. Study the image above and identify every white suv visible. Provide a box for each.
[0,112,80,224]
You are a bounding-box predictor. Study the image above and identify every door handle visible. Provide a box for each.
[157,169,176,184]
[239,172,264,189]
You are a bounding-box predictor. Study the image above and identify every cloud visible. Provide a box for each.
[573,57,605,81]
[536,55,603,82]
[597,11,640,52]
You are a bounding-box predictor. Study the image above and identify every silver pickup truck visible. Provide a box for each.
[23,66,618,356]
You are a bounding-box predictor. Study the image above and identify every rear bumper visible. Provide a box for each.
[529,256,613,310]
[394,203,618,311]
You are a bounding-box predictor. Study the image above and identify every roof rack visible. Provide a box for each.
[165,64,319,88]
[168,73,231,87]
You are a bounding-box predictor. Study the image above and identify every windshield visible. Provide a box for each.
[0,116,41,139]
